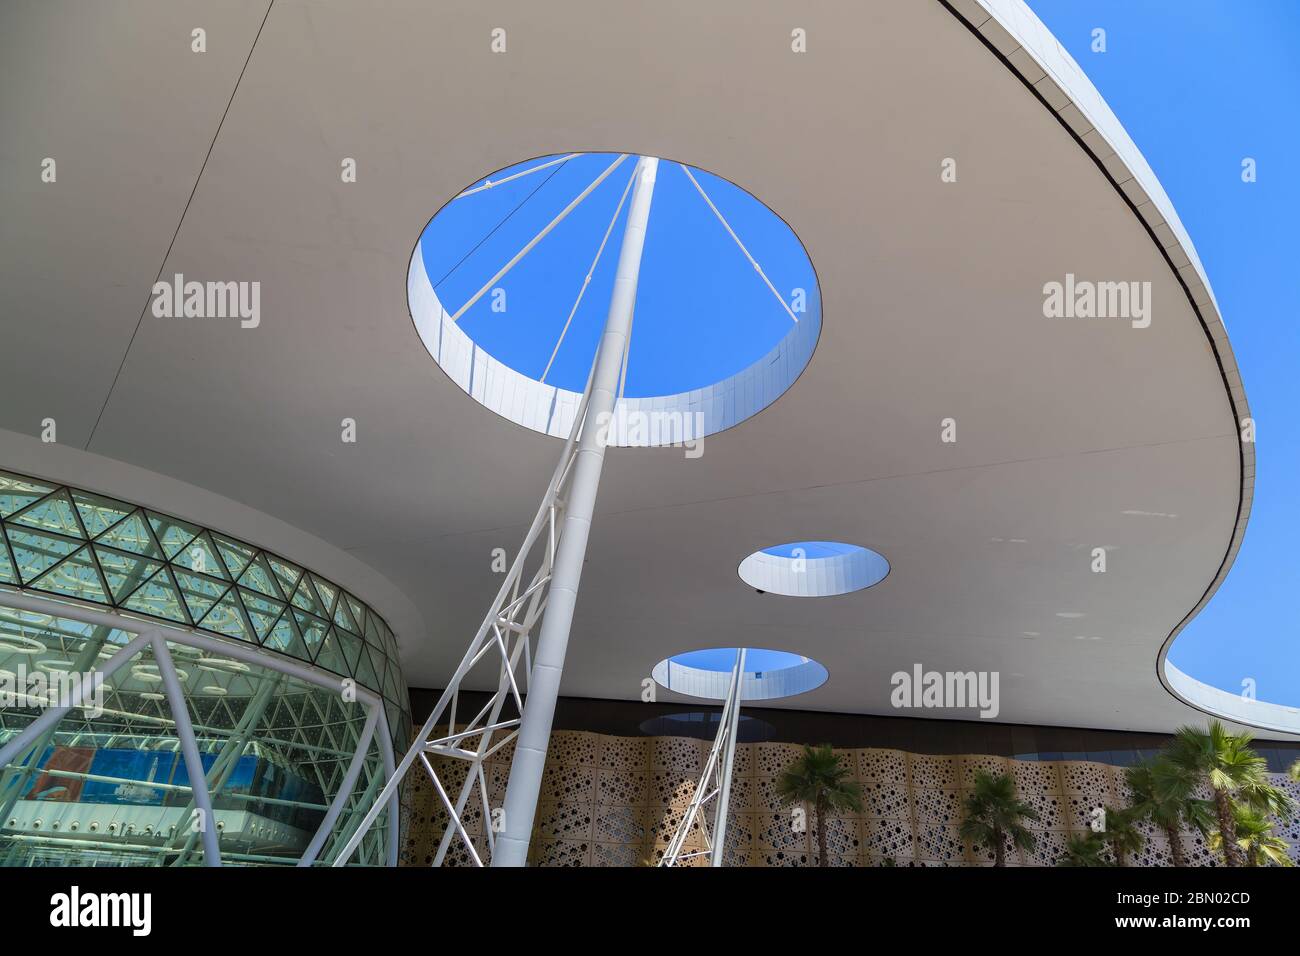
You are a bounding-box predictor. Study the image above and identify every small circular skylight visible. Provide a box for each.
[738,541,889,597]
[651,647,828,701]
[410,152,821,444]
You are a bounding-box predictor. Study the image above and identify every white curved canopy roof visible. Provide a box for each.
[0,0,1272,735]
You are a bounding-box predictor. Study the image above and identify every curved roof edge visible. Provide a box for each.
[943,0,1260,729]
[1165,662,1300,737]
[0,427,426,658]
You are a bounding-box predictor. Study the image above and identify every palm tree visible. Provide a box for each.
[1125,760,1211,867]
[1210,805,1293,867]
[1099,805,1145,867]
[1059,831,1109,867]
[775,744,863,867]
[1290,759,1299,783]
[1162,721,1295,866]
[958,770,1039,866]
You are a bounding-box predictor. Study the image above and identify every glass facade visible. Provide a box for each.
[0,470,410,749]
[0,609,392,865]
[0,469,412,866]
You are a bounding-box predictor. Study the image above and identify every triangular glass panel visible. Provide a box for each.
[9,489,85,538]
[175,530,229,581]
[298,717,325,750]
[292,609,330,660]
[266,555,303,599]
[172,569,230,624]
[0,471,56,518]
[93,546,163,602]
[237,553,282,600]
[212,533,255,580]
[353,643,382,694]
[309,574,338,615]
[72,490,134,539]
[121,567,189,624]
[95,511,163,558]
[147,512,201,560]
[337,628,368,677]
[263,614,313,663]
[290,575,329,618]
[5,527,82,584]
[332,593,358,634]
[197,589,257,643]
[239,587,286,641]
[363,610,384,650]
[385,699,406,747]
[260,613,310,665]
[313,627,353,678]
[0,538,15,584]
[345,594,366,633]
[381,658,401,703]
[30,546,110,603]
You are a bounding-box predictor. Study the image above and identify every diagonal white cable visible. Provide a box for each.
[450,154,629,324]
[677,162,799,324]
[455,154,584,199]
[540,163,639,384]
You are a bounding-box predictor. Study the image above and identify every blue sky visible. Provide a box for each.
[421,155,816,396]
[1024,1,1300,705]
[761,541,862,560]
[672,648,806,673]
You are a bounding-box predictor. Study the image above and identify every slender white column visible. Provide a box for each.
[299,702,379,866]
[151,635,222,867]
[492,155,659,867]
[711,647,746,866]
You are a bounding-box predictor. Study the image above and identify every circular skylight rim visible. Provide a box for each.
[407,152,822,446]
[650,646,828,702]
[737,541,890,597]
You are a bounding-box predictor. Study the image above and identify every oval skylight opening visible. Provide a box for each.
[410,152,821,444]
[738,541,889,597]
[651,646,828,701]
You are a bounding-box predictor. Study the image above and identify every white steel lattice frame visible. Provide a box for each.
[333,376,595,867]
[335,155,660,868]
[660,647,747,867]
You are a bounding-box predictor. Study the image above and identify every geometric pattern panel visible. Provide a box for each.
[399,730,1297,867]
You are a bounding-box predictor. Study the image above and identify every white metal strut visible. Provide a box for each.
[334,156,660,867]
[659,647,747,867]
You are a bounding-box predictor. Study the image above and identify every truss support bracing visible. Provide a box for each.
[659,647,747,867]
[333,155,660,868]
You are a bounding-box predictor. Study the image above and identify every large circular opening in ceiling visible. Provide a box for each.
[738,541,890,597]
[409,152,821,444]
[651,647,828,702]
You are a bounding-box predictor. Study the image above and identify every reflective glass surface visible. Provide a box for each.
[0,470,410,750]
[0,610,391,865]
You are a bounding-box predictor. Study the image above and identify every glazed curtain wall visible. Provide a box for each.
[0,470,410,748]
